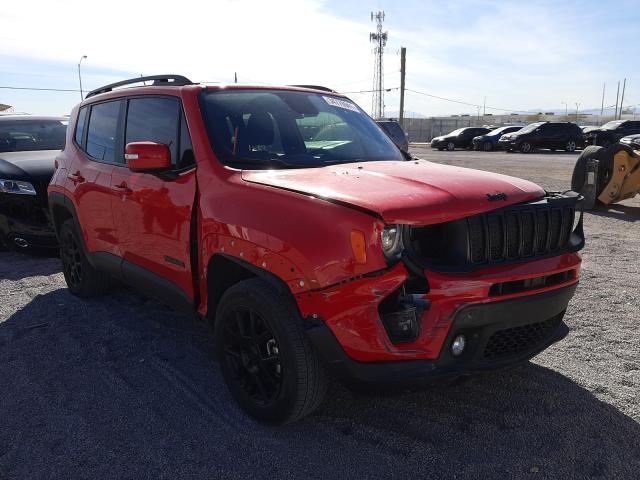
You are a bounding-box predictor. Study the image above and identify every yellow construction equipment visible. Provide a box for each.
[571,141,640,209]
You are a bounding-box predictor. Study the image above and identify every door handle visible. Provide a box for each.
[67,171,85,183]
[114,182,132,195]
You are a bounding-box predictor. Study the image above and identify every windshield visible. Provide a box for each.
[488,126,516,135]
[0,119,67,153]
[602,120,624,130]
[517,122,544,134]
[448,128,465,135]
[201,90,403,169]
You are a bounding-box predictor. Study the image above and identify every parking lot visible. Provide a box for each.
[1,148,639,479]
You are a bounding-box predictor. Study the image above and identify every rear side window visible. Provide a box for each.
[75,107,87,146]
[86,101,121,162]
[125,97,179,165]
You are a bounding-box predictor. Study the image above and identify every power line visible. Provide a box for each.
[405,88,530,114]
[341,87,399,94]
[0,85,80,92]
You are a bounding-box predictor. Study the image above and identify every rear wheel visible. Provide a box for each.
[215,278,327,424]
[565,141,577,152]
[59,219,110,297]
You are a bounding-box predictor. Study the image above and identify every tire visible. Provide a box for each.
[446,142,455,151]
[571,145,605,192]
[565,141,577,152]
[519,141,532,153]
[215,278,327,424]
[59,219,110,297]
[483,142,493,152]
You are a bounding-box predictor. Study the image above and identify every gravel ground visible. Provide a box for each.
[1,148,639,479]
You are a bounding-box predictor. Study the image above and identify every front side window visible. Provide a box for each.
[0,119,67,153]
[201,90,403,169]
[125,97,179,165]
[86,101,121,162]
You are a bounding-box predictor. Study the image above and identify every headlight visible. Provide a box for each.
[0,179,37,195]
[381,224,403,260]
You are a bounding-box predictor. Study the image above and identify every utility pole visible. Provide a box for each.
[575,102,581,122]
[77,55,87,100]
[562,101,568,119]
[399,46,406,127]
[619,78,627,119]
[615,81,620,120]
[600,82,606,124]
[483,96,486,116]
[234,72,238,84]
[370,11,388,119]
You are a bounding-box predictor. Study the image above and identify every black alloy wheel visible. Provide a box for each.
[446,141,455,151]
[221,306,282,406]
[61,226,83,289]
[520,141,532,153]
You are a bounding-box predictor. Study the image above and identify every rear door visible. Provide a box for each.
[66,100,123,256]
[110,96,197,302]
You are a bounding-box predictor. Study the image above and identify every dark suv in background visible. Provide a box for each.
[375,119,409,151]
[498,122,584,153]
[472,125,522,151]
[431,127,492,151]
[0,115,67,251]
[584,120,640,147]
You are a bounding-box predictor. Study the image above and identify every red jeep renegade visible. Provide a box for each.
[48,75,584,424]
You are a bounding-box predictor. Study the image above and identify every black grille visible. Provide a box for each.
[483,313,563,360]
[406,193,581,270]
[467,205,574,265]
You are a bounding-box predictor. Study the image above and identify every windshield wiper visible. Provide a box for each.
[230,157,306,169]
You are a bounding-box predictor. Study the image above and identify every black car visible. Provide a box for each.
[472,125,523,151]
[620,133,640,149]
[498,121,584,153]
[431,127,492,151]
[375,119,409,151]
[0,115,67,251]
[584,120,640,147]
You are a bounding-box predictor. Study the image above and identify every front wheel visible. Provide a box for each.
[446,142,455,151]
[59,219,110,297]
[519,141,532,153]
[483,141,493,152]
[215,278,327,424]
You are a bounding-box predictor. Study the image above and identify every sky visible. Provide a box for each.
[0,0,638,117]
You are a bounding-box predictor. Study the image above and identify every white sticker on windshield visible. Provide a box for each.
[323,96,359,113]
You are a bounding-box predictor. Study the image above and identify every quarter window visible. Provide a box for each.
[75,107,87,146]
[86,101,121,162]
[125,97,179,165]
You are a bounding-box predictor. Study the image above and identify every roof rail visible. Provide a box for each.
[289,84,337,93]
[85,74,193,99]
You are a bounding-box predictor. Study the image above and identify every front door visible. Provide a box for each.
[110,96,197,300]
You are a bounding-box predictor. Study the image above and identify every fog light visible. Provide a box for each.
[451,335,466,356]
[380,306,421,344]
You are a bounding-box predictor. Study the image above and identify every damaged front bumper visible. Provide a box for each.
[304,282,575,388]
[0,193,57,250]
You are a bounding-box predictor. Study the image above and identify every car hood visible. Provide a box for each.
[0,150,58,182]
[242,160,545,224]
